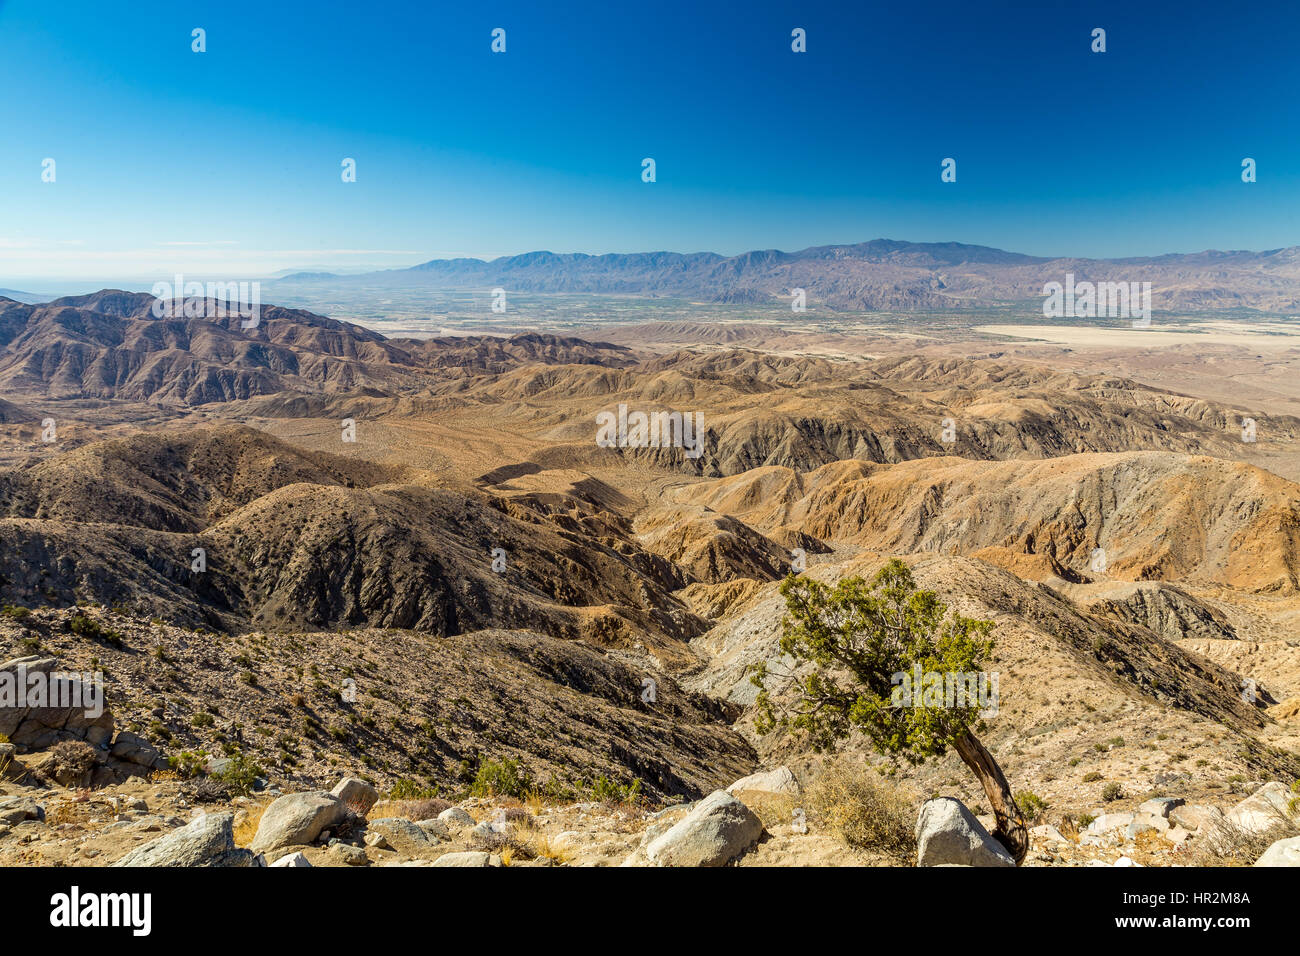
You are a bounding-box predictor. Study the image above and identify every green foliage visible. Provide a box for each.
[469,758,535,799]
[1102,782,1124,802]
[751,560,995,763]
[1015,790,1050,823]
[1,604,31,621]
[168,750,209,778]
[68,612,124,647]
[586,774,643,805]
[386,778,440,800]
[211,751,264,796]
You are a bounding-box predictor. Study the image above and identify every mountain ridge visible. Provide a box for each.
[268,238,1300,312]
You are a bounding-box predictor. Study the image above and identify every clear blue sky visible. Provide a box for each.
[1,0,1298,280]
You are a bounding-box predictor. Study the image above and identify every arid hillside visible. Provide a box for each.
[2,292,1299,870]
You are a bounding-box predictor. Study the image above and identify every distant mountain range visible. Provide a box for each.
[271,239,1300,313]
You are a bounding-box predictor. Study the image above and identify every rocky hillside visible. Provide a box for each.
[0,293,633,406]
[679,452,1300,593]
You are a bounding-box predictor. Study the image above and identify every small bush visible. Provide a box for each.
[1190,816,1300,866]
[1015,790,1050,824]
[168,750,209,778]
[1102,782,1124,802]
[586,774,643,806]
[806,762,917,862]
[1,604,31,621]
[48,739,99,780]
[1082,771,1103,783]
[469,758,535,800]
[211,752,264,796]
[68,613,125,647]
[386,778,440,801]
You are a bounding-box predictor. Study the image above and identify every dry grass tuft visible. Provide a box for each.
[1189,817,1300,867]
[233,798,274,847]
[806,761,918,863]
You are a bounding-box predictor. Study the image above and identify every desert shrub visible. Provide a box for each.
[1015,790,1050,824]
[1,604,31,621]
[586,774,643,806]
[211,752,264,796]
[1102,782,1124,802]
[68,613,124,647]
[402,797,453,820]
[386,778,439,801]
[1190,816,1300,866]
[1082,771,1103,783]
[168,750,208,778]
[469,758,535,800]
[48,739,98,779]
[806,762,917,862]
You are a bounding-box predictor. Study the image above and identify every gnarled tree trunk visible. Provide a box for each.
[953,730,1028,865]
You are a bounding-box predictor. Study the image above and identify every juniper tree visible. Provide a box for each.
[751,558,1028,863]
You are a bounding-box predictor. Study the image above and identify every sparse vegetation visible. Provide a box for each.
[751,561,1028,863]
[806,762,917,863]
[470,758,535,800]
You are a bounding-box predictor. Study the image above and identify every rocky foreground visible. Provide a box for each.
[2,748,1297,867]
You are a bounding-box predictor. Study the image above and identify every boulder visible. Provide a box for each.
[327,843,369,866]
[414,818,451,842]
[915,798,1015,867]
[437,806,475,828]
[0,795,44,825]
[269,851,312,868]
[0,656,114,751]
[431,850,494,867]
[331,777,378,814]
[643,790,765,867]
[366,817,435,854]
[1030,824,1067,843]
[1254,836,1300,867]
[1169,804,1223,832]
[1126,815,1167,841]
[1225,782,1296,835]
[110,731,166,770]
[726,766,800,796]
[112,812,257,867]
[1086,812,1135,834]
[1136,797,1184,819]
[250,791,346,854]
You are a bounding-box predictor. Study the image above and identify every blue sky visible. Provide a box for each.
[1,0,1298,280]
